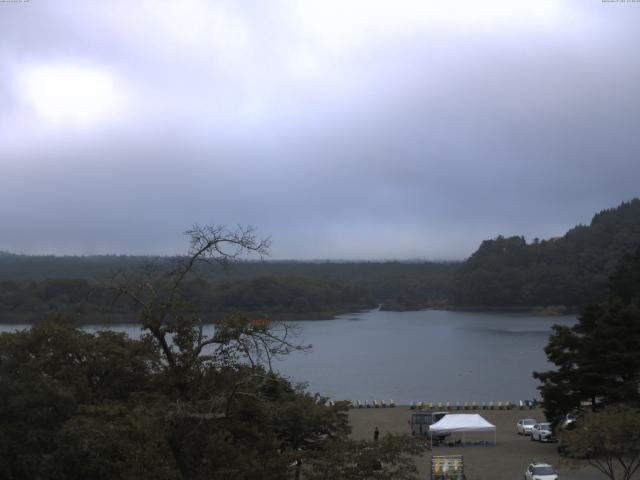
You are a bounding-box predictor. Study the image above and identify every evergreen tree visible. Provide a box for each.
[534,247,640,424]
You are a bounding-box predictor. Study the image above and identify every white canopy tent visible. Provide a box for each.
[429,414,496,447]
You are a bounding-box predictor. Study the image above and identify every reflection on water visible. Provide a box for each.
[274,309,576,403]
[0,309,575,404]
[471,327,554,336]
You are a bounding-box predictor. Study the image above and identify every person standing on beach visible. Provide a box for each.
[374,426,380,441]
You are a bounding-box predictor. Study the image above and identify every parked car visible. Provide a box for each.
[516,418,538,435]
[559,410,582,430]
[525,462,558,480]
[531,422,556,442]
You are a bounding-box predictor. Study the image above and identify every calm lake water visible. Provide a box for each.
[0,309,575,404]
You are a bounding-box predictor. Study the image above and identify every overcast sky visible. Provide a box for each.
[1,1,639,260]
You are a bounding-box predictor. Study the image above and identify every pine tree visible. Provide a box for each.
[534,247,640,424]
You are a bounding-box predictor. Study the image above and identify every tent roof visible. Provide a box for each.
[429,414,496,433]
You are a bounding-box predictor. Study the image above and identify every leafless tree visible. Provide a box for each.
[112,224,307,375]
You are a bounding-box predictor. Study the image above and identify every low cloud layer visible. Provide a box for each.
[1,1,639,259]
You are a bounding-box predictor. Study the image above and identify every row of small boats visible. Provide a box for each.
[330,399,537,409]
[350,399,396,408]
[410,400,537,410]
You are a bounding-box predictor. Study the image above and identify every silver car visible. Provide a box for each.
[525,462,558,480]
[516,418,537,435]
[531,422,556,442]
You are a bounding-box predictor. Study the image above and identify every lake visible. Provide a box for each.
[0,309,575,404]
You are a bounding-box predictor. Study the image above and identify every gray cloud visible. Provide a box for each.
[1,1,639,259]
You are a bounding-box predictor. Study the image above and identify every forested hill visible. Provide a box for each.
[451,198,640,308]
[1,199,639,320]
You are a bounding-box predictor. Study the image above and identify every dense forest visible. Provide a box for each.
[0,258,455,322]
[451,199,640,308]
[0,226,423,479]
[1,198,639,321]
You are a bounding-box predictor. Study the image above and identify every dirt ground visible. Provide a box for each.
[348,406,602,480]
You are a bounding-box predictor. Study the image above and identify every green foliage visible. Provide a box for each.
[0,319,359,480]
[560,405,640,480]
[53,403,180,480]
[0,319,162,479]
[0,319,422,480]
[0,226,423,479]
[0,265,455,321]
[534,247,640,424]
[452,199,640,307]
[206,275,377,315]
[303,434,423,480]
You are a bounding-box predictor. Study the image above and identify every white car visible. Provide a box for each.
[530,422,556,442]
[525,462,558,480]
[516,418,537,435]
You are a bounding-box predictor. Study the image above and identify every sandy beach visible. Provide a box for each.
[349,406,601,480]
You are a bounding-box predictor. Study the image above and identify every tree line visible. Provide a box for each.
[451,199,640,308]
[1,198,639,319]
[0,260,455,322]
[0,275,377,322]
[0,225,422,479]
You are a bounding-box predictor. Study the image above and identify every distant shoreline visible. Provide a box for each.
[0,309,365,325]
[379,304,578,316]
[0,304,578,326]
[447,305,578,316]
